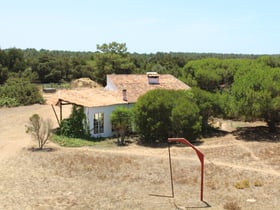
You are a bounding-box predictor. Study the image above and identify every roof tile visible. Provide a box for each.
[106,74,190,102]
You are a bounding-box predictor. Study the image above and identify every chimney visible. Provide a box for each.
[122,89,127,101]
[147,72,159,84]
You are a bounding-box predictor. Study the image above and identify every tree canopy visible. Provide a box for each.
[93,42,135,85]
[231,65,280,131]
[110,106,132,145]
[133,89,201,143]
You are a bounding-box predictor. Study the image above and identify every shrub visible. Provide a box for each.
[133,89,176,143]
[26,114,52,150]
[171,97,201,141]
[254,179,263,187]
[51,134,96,147]
[110,106,132,145]
[223,201,241,210]
[133,89,201,144]
[0,78,44,105]
[0,96,19,107]
[234,179,250,189]
[59,105,90,138]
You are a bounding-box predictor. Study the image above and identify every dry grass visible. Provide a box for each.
[223,200,241,210]
[0,141,279,210]
[234,179,250,189]
[254,179,264,187]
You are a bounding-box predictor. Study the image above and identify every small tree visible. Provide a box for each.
[133,89,175,143]
[26,114,52,150]
[110,106,132,145]
[134,89,202,144]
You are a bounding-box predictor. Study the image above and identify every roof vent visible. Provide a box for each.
[147,72,159,84]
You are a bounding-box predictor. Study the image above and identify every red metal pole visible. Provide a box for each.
[201,156,204,201]
[168,144,175,198]
[168,138,204,201]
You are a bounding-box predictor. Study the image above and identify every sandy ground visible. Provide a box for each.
[0,103,279,210]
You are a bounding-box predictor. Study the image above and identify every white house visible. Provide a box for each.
[55,73,190,138]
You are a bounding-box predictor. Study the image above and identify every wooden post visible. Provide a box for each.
[51,104,60,126]
[59,99,62,123]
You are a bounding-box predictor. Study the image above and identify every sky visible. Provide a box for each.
[1,0,280,54]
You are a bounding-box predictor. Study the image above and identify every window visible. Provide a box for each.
[93,113,104,134]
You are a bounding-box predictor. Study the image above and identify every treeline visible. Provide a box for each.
[0,42,261,85]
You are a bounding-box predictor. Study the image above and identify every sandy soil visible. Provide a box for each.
[0,104,279,210]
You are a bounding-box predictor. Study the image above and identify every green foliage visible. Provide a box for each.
[97,42,128,54]
[1,45,280,135]
[93,42,135,85]
[51,134,117,147]
[0,78,44,106]
[0,46,270,88]
[59,105,90,138]
[134,89,174,143]
[43,82,71,89]
[171,97,201,140]
[181,58,249,91]
[231,66,280,131]
[26,114,52,150]
[0,96,19,107]
[51,134,96,147]
[7,48,26,72]
[190,87,221,133]
[134,89,201,144]
[0,64,8,83]
[110,106,132,145]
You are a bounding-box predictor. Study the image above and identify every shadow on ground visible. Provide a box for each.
[232,126,280,142]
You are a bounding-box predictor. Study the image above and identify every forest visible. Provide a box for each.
[0,42,279,135]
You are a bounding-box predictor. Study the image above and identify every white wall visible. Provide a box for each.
[85,104,131,138]
[104,77,116,90]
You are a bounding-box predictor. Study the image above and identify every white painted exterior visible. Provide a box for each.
[104,76,116,90]
[85,104,131,138]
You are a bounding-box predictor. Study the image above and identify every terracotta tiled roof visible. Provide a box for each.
[47,74,190,107]
[52,88,127,107]
[106,74,190,103]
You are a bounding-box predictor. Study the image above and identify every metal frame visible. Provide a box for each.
[168,138,204,201]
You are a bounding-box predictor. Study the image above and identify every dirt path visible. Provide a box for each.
[84,135,280,177]
[0,104,70,161]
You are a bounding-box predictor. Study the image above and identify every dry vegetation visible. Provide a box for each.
[0,104,279,210]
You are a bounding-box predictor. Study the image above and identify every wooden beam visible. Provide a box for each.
[51,104,60,126]
[59,99,62,123]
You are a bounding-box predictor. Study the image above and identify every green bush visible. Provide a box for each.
[133,89,201,144]
[51,134,96,147]
[58,105,90,138]
[171,97,201,141]
[110,106,132,145]
[0,96,19,107]
[0,78,44,105]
